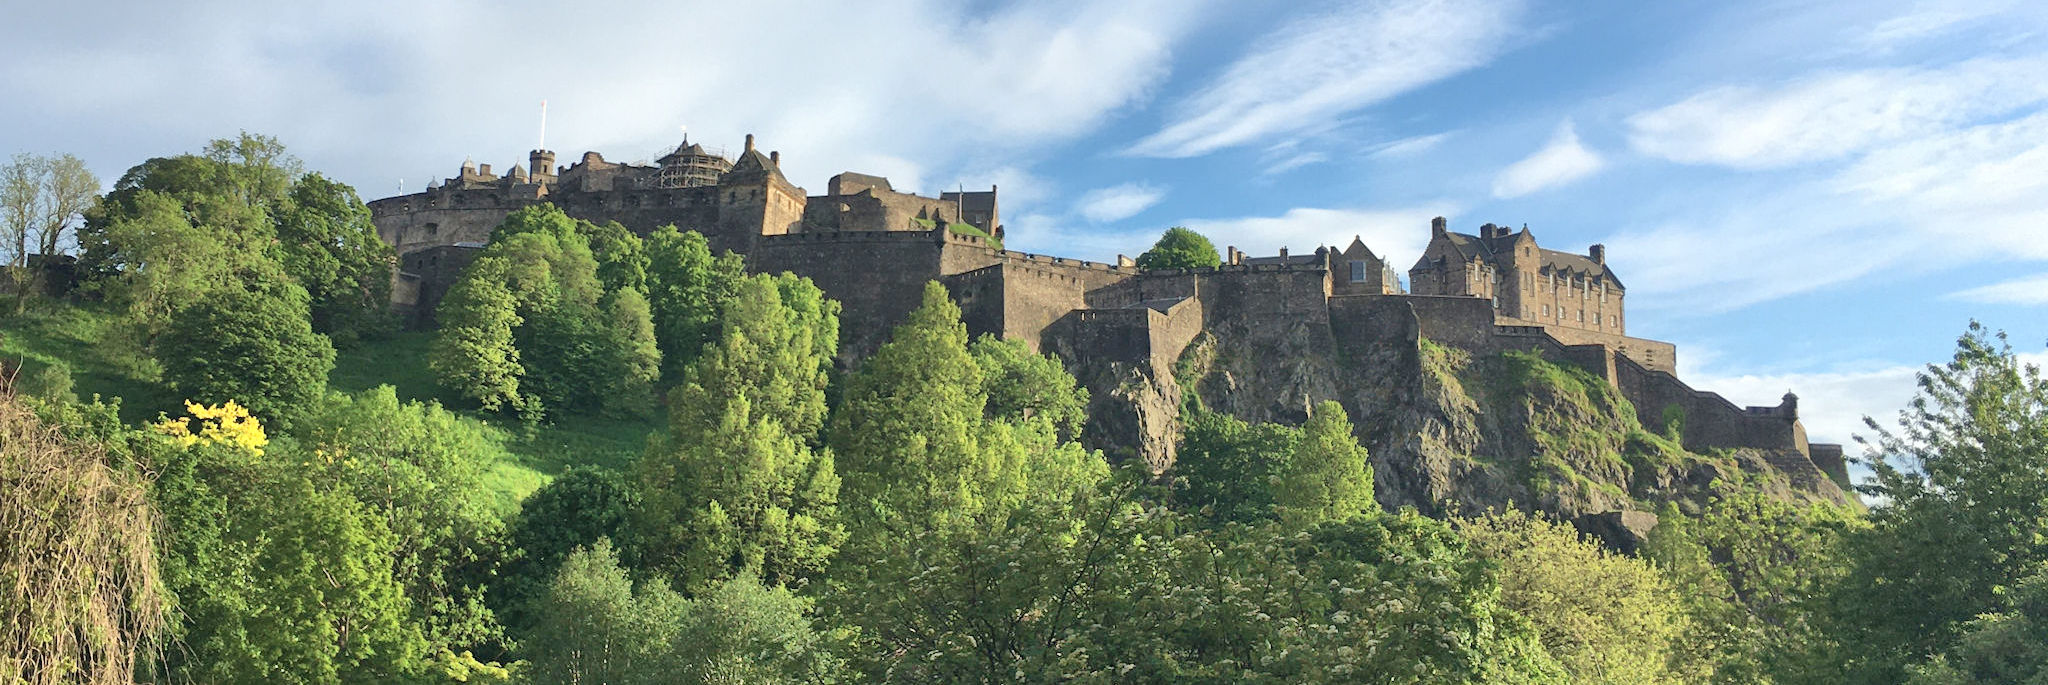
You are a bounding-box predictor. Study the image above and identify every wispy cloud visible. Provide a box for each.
[1949,273,2048,305]
[1625,56,2048,169]
[1369,132,1453,159]
[1125,0,1527,158]
[1492,121,1603,198]
[1075,182,1169,223]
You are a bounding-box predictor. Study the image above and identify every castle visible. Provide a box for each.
[369,136,1848,489]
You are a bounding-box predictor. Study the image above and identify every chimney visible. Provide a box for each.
[1589,244,1605,264]
[1432,216,1448,237]
[744,134,755,152]
[769,150,780,166]
[1279,246,1289,260]
[478,163,492,176]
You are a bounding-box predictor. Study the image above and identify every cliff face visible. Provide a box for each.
[1094,303,1853,522]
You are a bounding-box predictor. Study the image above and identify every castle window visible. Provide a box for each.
[1350,260,1367,282]
[1542,304,1551,316]
[1610,315,1618,327]
[425,223,439,236]
[1577,310,1584,322]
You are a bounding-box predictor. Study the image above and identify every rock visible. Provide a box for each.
[1573,510,1661,554]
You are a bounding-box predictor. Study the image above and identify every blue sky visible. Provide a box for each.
[5,0,2048,449]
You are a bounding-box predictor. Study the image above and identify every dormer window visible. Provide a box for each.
[1350,260,1367,282]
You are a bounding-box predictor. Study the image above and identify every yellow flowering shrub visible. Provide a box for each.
[153,400,269,455]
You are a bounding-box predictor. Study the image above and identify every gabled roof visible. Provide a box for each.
[726,148,793,186]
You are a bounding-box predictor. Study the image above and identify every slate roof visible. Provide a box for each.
[1430,229,1624,289]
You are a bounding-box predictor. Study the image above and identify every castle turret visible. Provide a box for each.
[1589,244,1605,264]
[530,149,556,180]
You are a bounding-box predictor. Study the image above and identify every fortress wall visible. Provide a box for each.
[396,245,484,327]
[752,230,947,361]
[1044,307,1154,364]
[1147,298,1207,372]
[371,199,521,256]
[944,264,1009,343]
[1505,318,1677,374]
[1613,353,1803,454]
[1390,294,1500,350]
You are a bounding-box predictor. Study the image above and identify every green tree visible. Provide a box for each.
[1462,510,1691,684]
[274,173,395,344]
[84,186,249,330]
[1274,400,1377,527]
[1827,323,2048,683]
[154,273,335,427]
[294,386,512,658]
[497,467,641,635]
[1134,226,1221,270]
[971,334,1089,441]
[643,226,745,383]
[832,282,1021,530]
[1171,409,1301,524]
[523,539,687,685]
[601,287,662,411]
[429,256,524,413]
[674,574,845,684]
[1905,567,2048,685]
[637,273,843,588]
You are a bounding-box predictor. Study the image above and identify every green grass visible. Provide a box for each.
[0,301,180,423]
[331,330,444,404]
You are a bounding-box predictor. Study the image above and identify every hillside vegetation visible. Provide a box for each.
[4,137,2045,684]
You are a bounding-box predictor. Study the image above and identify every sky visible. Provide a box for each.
[5,0,2048,455]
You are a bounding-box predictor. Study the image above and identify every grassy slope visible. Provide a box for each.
[3,303,660,516]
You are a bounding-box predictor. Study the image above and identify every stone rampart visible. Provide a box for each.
[1612,353,1805,454]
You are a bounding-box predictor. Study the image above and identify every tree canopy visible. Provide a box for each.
[1135,225,1221,270]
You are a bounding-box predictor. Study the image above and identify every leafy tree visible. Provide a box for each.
[274,173,395,344]
[832,282,1018,530]
[673,574,845,684]
[1826,323,2048,682]
[1274,400,1377,526]
[1644,490,1858,684]
[154,272,335,427]
[429,256,524,413]
[637,273,843,588]
[1134,226,1221,270]
[293,386,512,657]
[1,152,97,312]
[84,187,248,330]
[524,539,688,685]
[643,225,745,383]
[1462,510,1691,684]
[600,287,662,409]
[971,334,1089,441]
[1905,567,2048,685]
[0,393,165,685]
[1171,409,1300,524]
[497,467,641,634]
[581,219,649,293]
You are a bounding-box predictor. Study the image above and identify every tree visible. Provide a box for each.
[1171,409,1301,524]
[1906,567,2048,685]
[600,287,662,412]
[83,187,247,330]
[1462,510,1692,684]
[673,574,844,684]
[643,226,745,383]
[523,539,688,685]
[0,393,165,685]
[971,334,1089,441]
[497,467,641,635]
[154,272,336,427]
[429,256,524,413]
[831,281,1014,530]
[0,152,97,312]
[636,273,843,588]
[1134,226,1220,270]
[1826,323,2048,682]
[274,173,395,344]
[1274,400,1377,527]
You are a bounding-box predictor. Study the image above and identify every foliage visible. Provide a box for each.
[672,573,845,684]
[1643,489,1859,683]
[1274,400,1377,527]
[154,275,335,427]
[1905,566,2048,685]
[0,393,165,685]
[637,273,844,589]
[1172,409,1301,524]
[1134,226,1221,270]
[643,225,745,383]
[433,209,659,419]
[971,334,1089,441]
[152,399,269,454]
[497,467,641,635]
[274,172,395,344]
[1827,323,2048,682]
[293,386,512,658]
[1462,510,1692,684]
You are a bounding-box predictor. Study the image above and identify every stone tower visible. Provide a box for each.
[716,134,806,245]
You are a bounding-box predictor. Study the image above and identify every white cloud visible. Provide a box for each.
[0,0,1213,201]
[1491,121,1603,198]
[1369,132,1454,159]
[1075,182,1168,223]
[1949,273,2048,305]
[1177,204,1452,266]
[1125,0,1527,158]
[1625,56,2048,169]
